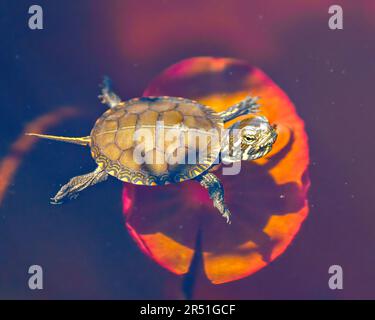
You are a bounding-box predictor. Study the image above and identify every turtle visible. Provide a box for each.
[27,78,277,223]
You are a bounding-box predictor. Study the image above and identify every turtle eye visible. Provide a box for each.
[244,135,256,143]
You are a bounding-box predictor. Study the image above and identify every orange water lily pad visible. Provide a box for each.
[122,57,310,284]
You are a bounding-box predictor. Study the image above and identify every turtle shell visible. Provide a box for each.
[90,97,223,185]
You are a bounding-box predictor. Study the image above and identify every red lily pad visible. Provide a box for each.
[123,57,310,284]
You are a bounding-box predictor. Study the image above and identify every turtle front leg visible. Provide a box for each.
[98,76,123,108]
[219,96,259,123]
[195,173,231,224]
[51,167,108,204]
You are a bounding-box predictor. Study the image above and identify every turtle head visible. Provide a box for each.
[239,115,278,161]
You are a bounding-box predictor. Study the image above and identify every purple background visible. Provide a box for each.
[0,0,374,299]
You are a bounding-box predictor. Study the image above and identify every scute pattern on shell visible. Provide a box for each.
[90,97,223,185]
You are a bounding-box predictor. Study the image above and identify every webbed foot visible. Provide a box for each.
[50,167,108,204]
[219,96,260,122]
[98,76,123,108]
[196,172,232,224]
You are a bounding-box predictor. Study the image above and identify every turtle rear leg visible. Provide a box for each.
[219,96,260,123]
[195,172,231,224]
[51,167,108,204]
[98,76,123,108]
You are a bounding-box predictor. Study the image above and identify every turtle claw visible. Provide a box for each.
[69,193,79,200]
[50,188,79,205]
[98,94,106,104]
[222,210,232,224]
[99,77,122,108]
[219,95,260,122]
[50,197,63,205]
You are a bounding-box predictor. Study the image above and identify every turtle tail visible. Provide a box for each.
[25,133,91,146]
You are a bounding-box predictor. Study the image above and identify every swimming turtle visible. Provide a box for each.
[27,78,277,223]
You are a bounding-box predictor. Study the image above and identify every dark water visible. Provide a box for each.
[1,0,374,299]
